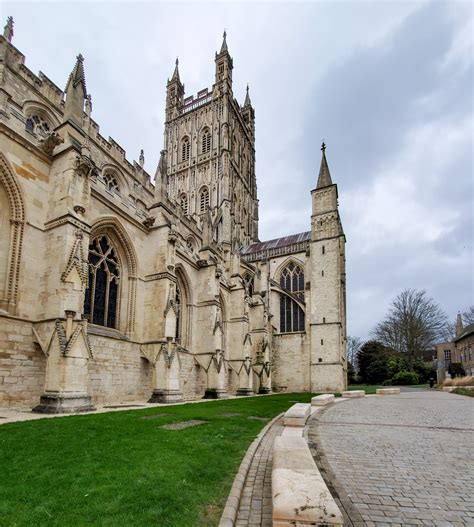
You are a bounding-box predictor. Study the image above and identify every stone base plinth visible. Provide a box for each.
[33,392,95,414]
[236,388,255,397]
[148,389,183,404]
[203,388,228,399]
[258,387,272,394]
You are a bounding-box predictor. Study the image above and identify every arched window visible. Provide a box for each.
[83,236,121,328]
[175,285,181,342]
[103,172,120,193]
[181,136,190,161]
[25,114,50,137]
[201,128,211,154]
[180,193,189,215]
[199,187,210,213]
[279,262,305,333]
[243,273,254,296]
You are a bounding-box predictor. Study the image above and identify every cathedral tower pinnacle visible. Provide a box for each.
[214,31,233,94]
[64,54,87,126]
[166,57,184,122]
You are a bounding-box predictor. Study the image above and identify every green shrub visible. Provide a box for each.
[391,370,419,385]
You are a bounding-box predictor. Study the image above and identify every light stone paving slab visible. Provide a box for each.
[376,388,400,395]
[308,389,474,526]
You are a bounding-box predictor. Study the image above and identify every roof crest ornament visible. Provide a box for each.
[3,16,13,43]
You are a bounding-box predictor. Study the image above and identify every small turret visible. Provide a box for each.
[214,31,233,94]
[64,54,87,126]
[166,58,184,121]
[241,84,255,137]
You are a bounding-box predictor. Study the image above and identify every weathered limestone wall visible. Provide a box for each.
[88,334,150,404]
[272,333,309,392]
[0,316,45,408]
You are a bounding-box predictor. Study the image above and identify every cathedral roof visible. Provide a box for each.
[241,231,311,256]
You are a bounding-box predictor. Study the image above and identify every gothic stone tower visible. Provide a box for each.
[163,32,258,252]
[309,144,347,392]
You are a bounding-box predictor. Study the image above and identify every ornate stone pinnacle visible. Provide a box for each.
[3,16,14,43]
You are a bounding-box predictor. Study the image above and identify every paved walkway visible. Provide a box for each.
[235,416,283,526]
[308,390,474,527]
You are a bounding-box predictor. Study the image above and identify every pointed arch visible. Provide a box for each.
[175,264,193,348]
[276,257,305,334]
[0,153,25,314]
[86,217,137,334]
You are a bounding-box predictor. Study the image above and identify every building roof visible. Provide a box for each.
[241,231,310,257]
[454,322,474,343]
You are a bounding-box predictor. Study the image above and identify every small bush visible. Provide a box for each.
[443,375,474,387]
[391,371,419,385]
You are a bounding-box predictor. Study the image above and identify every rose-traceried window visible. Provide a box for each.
[279,262,305,333]
[83,236,120,328]
[103,172,120,193]
[25,114,50,137]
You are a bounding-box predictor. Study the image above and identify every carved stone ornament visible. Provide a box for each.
[55,319,93,358]
[74,154,98,179]
[143,216,155,228]
[61,229,88,287]
[39,131,64,156]
[73,205,86,215]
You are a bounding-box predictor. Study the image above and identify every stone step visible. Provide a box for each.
[376,388,401,395]
[272,436,344,526]
[311,393,335,406]
[342,390,365,398]
[283,403,311,427]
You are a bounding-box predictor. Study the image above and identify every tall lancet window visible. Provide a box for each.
[199,187,210,213]
[279,262,305,333]
[175,285,181,342]
[84,236,120,328]
[201,128,211,154]
[181,137,190,161]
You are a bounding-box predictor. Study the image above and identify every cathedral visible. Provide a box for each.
[0,19,347,413]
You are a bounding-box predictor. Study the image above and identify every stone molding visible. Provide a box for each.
[0,153,25,313]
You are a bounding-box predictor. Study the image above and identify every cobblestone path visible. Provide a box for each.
[308,390,474,527]
[235,416,283,526]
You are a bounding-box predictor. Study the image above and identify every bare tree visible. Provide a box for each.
[462,305,474,325]
[347,336,362,371]
[373,289,448,371]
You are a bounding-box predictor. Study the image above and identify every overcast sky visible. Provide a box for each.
[3,0,473,339]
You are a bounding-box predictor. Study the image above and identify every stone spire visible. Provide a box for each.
[316,142,333,189]
[171,57,180,83]
[455,312,464,337]
[244,84,252,107]
[220,30,228,53]
[64,54,87,126]
[3,16,14,43]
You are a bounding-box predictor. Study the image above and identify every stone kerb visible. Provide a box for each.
[342,390,365,398]
[272,436,343,527]
[376,387,401,395]
[311,393,335,406]
[283,402,311,427]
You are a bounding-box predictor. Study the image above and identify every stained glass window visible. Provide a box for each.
[83,236,120,328]
[280,262,305,333]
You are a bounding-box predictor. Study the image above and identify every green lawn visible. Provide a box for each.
[0,393,312,527]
